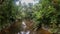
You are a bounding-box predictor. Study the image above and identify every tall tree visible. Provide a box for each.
[0,0,18,30]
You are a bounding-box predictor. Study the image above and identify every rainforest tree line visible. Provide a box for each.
[0,0,60,34]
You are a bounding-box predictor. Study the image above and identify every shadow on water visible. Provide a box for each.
[0,19,52,34]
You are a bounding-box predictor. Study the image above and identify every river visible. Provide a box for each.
[17,21,31,34]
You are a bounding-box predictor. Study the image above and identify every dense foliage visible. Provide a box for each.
[0,0,60,33]
[0,0,18,30]
[32,0,60,33]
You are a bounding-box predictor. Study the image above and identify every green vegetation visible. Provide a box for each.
[0,0,60,34]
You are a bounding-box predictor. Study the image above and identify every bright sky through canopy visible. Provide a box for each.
[21,0,34,4]
[16,1,19,5]
[16,0,39,5]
